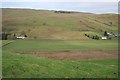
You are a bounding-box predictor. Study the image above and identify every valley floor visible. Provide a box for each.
[2,39,118,78]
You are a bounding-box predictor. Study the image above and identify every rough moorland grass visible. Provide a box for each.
[2,9,118,39]
[2,40,118,78]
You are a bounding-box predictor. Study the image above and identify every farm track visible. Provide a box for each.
[23,50,118,60]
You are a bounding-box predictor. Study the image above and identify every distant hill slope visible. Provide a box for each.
[2,8,118,40]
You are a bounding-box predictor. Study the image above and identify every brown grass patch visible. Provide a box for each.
[28,50,118,60]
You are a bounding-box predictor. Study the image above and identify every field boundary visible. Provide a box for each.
[2,41,14,47]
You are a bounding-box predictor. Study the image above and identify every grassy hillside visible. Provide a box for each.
[2,8,118,40]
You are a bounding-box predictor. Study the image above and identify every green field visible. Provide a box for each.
[2,40,118,78]
[3,39,118,51]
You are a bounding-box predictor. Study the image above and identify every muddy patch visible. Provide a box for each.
[24,50,118,60]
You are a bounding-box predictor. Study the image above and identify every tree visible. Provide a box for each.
[24,34,27,37]
[2,32,8,40]
[104,31,108,36]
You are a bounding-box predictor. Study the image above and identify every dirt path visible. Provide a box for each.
[29,50,118,60]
